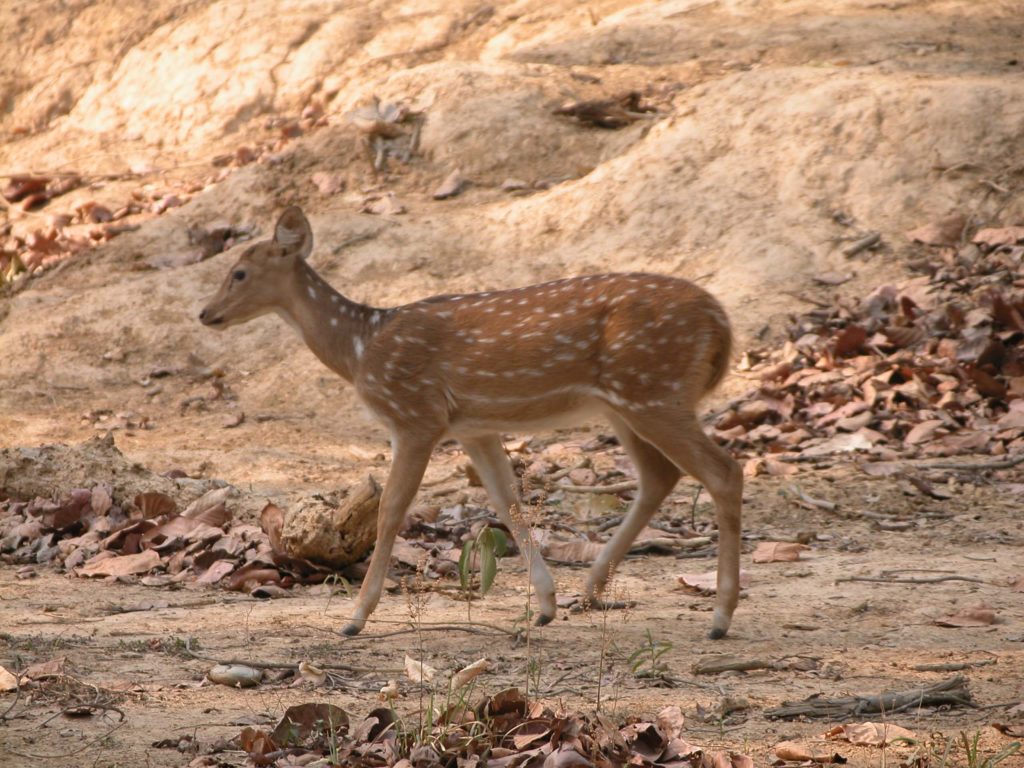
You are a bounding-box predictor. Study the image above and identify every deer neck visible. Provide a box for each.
[275,261,380,382]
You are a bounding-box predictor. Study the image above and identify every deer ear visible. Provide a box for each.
[273,206,312,259]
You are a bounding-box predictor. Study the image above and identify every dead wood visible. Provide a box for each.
[765,675,973,719]
[841,231,881,256]
[692,656,774,675]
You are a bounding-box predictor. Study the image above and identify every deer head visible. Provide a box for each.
[199,206,313,329]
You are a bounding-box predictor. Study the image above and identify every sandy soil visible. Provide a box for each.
[2,1,1023,766]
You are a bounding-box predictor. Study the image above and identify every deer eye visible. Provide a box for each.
[232,269,247,281]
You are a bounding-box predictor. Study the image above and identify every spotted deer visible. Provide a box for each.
[200,207,742,638]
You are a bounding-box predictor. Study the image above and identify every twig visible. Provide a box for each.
[692,656,773,675]
[910,455,1024,471]
[913,659,996,672]
[786,484,838,512]
[766,675,973,719]
[842,231,881,257]
[835,575,987,585]
[559,480,638,494]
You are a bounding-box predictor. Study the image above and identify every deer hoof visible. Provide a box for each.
[340,623,363,637]
[534,612,555,627]
[708,627,727,640]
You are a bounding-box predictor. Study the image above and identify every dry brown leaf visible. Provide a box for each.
[259,503,285,554]
[935,603,997,627]
[677,570,751,594]
[359,192,406,215]
[906,213,967,246]
[297,660,327,686]
[450,658,489,690]
[404,655,437,684]
[195,559,235,585]
[310,172,345,195]
[0,666,18,691]
[824,722,916,746]
[774,741,839,765]
[752,541,809,563]
[904,419,946,445]
[433,169,465,200]
[972,226,1024,248]
[543,539,604,563]
[77,549,161,577]
[135,491,177,518]
[656,705,685,739]
[1008,575,1024,593]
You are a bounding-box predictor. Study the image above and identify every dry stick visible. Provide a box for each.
[913,659,997,672]
[912,454,1024,471]
[842,231,882,257]
[559,480,638,494]
[835,575,988,585]
[765,675,973,719]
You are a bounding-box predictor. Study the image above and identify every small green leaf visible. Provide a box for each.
[458,540,474,591]
[480,542,497,595]
[485,527,509,557]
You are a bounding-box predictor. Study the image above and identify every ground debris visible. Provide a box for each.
[721,227,1024,468]
[765,675,973,719]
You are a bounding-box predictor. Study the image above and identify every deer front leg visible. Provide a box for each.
[341,436,436,636]
[460,435,557,625]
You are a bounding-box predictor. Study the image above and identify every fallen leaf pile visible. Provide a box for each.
[720,224,1024,471]
[0,484,333,593]
[1,103,328,287]
[214,695,753,768]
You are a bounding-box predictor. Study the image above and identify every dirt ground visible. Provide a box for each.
[2,1,1023,766]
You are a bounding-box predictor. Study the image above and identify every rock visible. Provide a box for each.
[279,476,382,568]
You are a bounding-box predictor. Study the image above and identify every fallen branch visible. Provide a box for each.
[913,659,996,672]
[559,480,638,494]
[765,675,973,719]
[842,231,881,257]
[692,656,774,675]
[911,455,1024,471]
[835,574,987,585]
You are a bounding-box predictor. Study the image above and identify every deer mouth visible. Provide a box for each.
[199,308,226,327]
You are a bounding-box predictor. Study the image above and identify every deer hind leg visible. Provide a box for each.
[342,435,436,636]
[583,412,681,607]
[615,407,743,640]
[459,434,557,626]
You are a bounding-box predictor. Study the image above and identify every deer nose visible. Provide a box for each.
[199,308,208,322]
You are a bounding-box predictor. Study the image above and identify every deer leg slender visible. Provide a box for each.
[460,434,557,625]
[341,435,436,636]
[583,412,681,607]
[615,408,743,640]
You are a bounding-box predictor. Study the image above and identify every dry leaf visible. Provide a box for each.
[259,503,285,554]
[359,192,406,215]
[906,213,967,246]
[450,658,489,690]
[774,740,844,763]
[752,541,809,563]
[77,549,161,577]
[677,571,751,594]
[0,666,19,692]
[311,172,345,195]
[297,660,327,686]
[824,722,916,746]
[379,679,399,701]
[135,491,176,518]
[935,603,997,627]
[972,226,1024,248]
[433,169,465,200]
[404,655,437,684]
[543,539,604,562]
[208,664,263,688]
